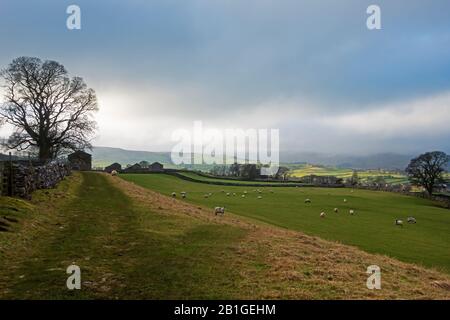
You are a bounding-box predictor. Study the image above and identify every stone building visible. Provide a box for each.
[149,162,164,172]
[68,150,92,171]
[122,163,143,173]
[105,162,122,173]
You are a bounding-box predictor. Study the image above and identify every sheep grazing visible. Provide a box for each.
[257,195,262,199]
[349,209,355,215]
[395,219,403,227]
[343,199,348,203]
[208,192,212,196]
[232,193,236,196]
[304,198,311,204]
[214,207,225,216]
[181,193,186,199]
[320,212,326,218]
[334,208,338,213]
[111,170,118,176]
[204,194,209,198]
[244,191,248,194]
[407,217,417,224]
[171,192,177,197]
[226,192,231,196]
[241,194,246,198]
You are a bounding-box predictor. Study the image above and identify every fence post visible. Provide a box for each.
[8,152,13,196]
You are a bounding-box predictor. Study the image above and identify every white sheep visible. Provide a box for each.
[214,207,225,216]
[407,217,417,224]
[344,199,348,203]
[257,195,262,199]
[305,198,311,204]
[111,170,118,176]
[204,194,209,198]
[241,194,246,198]
[171,192,177,197]
[320,212,326,218]
[349,209,355,215]
[226,192,231,196]
[395,219,403,227]
[334,208,338,213]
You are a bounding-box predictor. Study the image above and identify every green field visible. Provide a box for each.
[288,164,409,184]
[121,173,450,273]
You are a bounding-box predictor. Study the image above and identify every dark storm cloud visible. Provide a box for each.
[0,0,449,153]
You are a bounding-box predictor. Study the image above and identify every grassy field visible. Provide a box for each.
[288,164,409,184]
[0,172,252,299]
[1,172,449,299]
[121,173,450,274]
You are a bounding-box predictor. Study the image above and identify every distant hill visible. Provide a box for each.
[281,152,413,170]
[92,146,173,168]
[92,146,445,171]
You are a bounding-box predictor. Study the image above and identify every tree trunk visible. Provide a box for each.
[39,142,52,162]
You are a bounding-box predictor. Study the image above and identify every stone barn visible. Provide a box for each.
[105,162,122,173]
[68,150,92,171]
[149,162,164,172]
[122,163,143,173]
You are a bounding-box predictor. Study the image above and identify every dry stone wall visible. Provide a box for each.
[1,161,71,199]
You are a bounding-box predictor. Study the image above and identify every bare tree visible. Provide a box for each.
[0,57,98,161]
[406,151,449,195]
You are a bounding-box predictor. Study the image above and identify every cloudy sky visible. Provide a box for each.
[0,0,449,155]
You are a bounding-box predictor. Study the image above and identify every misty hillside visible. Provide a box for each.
[92,146,421,170]
[92,146,173,167]
[280,152,413,170]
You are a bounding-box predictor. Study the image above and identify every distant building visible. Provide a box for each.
[104,162,122,173]
[300,175,343,185]
[122,163,142,173]
[149,162,164,172]
[68,150,92,171]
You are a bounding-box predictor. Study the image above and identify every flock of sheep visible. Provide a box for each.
[170,188,417,227]
[306,195,417,227]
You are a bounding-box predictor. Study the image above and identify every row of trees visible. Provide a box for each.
[209,163,290,180]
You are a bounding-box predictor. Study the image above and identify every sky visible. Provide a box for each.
[0,0,449,155]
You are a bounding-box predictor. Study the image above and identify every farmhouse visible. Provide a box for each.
[105,162,122,173]
[122,163,142,173]
[68,150,92,171]
[149,162,164,172]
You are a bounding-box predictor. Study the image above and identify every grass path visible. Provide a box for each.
[0,172,247,299]
[0,172,449,299]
